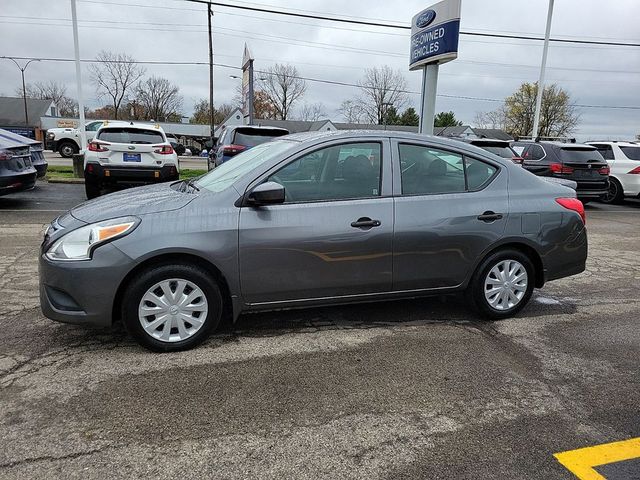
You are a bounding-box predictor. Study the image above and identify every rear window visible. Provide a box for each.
[559,148,605,163]
[620,146,640,160]
[97,128,165,144]
[232,128,288,148]
[479,145,514,159]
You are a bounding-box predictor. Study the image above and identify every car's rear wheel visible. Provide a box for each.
[600,177,624,204]
[468,249,534,319]
[58,141,79,158]
[122,263,222,352]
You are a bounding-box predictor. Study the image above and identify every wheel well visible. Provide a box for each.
[111,253,233,324]
[58,139,79,149]
[483,242,545,288]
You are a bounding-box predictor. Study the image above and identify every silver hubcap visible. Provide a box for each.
[61,146,73,156]
[484,260,528,311]
[138,278,208,343]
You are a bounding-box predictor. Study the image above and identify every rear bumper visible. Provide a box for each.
[544,221,588,283]
[84,162,179,185]
[33,162,48,178]
[575,180,609,199]
[0,171,37,196]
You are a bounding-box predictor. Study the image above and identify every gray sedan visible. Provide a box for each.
[39,131,587,351]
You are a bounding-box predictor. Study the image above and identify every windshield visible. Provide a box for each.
[480,145,514,158]
[195,139,296,192]
[620,146,640,160]
[233,128,289,147]
[97,128,164,144]
[559,148,605,163]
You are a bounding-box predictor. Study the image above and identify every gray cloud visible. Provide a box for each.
[1,0,638,139]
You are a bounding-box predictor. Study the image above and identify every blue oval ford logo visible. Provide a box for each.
[416,10,436,28]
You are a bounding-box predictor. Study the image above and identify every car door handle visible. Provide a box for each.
[477,211,503,222]
[351,217,381,229]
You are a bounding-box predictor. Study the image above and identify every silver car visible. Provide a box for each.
[40,131,587,351]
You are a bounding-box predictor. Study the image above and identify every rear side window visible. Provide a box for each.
[524,144,545,160]
[620,146,640,160]
[97,128,164,144]
[232,128,288,148]
[399,144,497,195]
[559,148,605,163]
[592,144,614,160]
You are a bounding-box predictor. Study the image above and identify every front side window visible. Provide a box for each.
[268,142,382,203]
[86,122,103,132]
[399,144,498,195]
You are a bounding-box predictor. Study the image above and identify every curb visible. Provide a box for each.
[46,178,85,184]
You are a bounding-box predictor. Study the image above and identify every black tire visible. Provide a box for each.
[58,141,79,158]
[467,249,535,320]
[600,177,624,205]
[122,263,222,352]
[85,180,101,199]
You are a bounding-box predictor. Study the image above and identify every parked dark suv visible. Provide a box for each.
[209,125,289,169]
[455,138,523,164]
[514,141,609,200]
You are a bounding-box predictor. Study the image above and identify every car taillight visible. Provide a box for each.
[88,142,109,152]
[628,166,640,174]
[153,145,174,155]
[556,197,585,225]
[223,144,246,155]
[550,163,574,174]
[512,156,524,165]
[598,165,610,175]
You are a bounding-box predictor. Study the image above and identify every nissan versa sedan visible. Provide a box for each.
[40,131,587,352]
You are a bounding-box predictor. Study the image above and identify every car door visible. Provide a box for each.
[238,139,393,305]
[391,140,508,291]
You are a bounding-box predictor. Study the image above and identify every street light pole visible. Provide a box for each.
[207,3,215,147]
[6,57,40,126]
[531,0,554,139]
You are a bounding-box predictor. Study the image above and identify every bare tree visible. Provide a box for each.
[259,64,306,120]
[16,81,78,117]
[351,66,408,124]
[190,100,235,126]
[338,100,365,123]
[135,76,183,122]
[474,107,507,130]
[298,102,326,121]
[89,51,145,120]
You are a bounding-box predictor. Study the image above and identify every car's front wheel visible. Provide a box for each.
[58,141,79,158]
[468,249,534,319]
[122,263,222,352]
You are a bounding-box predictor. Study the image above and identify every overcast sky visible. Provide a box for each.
[1,0,639,139]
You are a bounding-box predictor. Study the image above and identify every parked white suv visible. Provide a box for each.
[587,141,640,204]
[84,121,179,199]
[46,120,104,158]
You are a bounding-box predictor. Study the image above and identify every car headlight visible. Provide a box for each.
[47,132,55,140]
[46,216,139,261]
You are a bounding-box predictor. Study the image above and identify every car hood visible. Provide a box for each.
[70,182,197,223]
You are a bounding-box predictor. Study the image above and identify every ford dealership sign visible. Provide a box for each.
[410,0,461,70]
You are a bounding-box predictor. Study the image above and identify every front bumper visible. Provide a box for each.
[0,171,37,196]
[39,242,134,327]
[85,162,179,186]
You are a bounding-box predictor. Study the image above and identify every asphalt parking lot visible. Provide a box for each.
[1,182,639,479]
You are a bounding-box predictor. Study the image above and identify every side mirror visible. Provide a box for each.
[247,181,285,206]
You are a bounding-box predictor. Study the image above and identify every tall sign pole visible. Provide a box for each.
[70,0,87,150]
[207,3,215,145]
[410,0,461,135]
[531,0,554,139]
[242,44,255,125]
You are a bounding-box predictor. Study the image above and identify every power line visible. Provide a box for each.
[73,0,640,47]
[3,55,639,110]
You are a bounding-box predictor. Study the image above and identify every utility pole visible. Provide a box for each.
[6,58,40,126]
[207,3,215,148]
[531,0,554,139]
[70,0,87,150]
